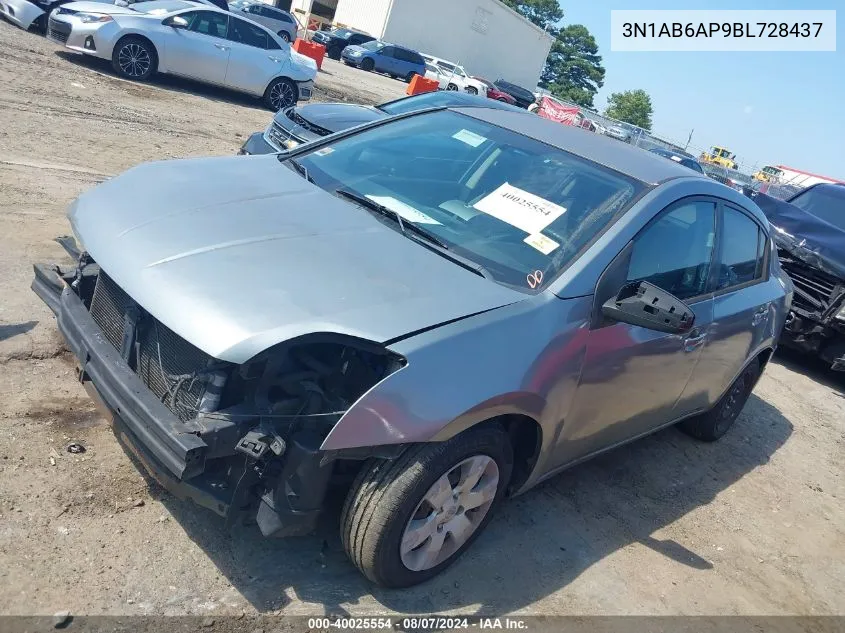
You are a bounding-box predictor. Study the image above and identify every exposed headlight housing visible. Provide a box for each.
[77,12,112,23]
[836,302,845,321]
[349,50,362,57]
[282,139,300,150]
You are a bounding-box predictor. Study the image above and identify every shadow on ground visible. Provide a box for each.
[772,346,844,396]
[143,393,792,615]
[0,320,37,341]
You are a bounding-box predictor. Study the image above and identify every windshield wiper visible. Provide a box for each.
[334,188,492,279]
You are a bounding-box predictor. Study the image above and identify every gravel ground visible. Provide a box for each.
[1,19,844,618]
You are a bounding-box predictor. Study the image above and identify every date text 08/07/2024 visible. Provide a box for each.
[306,617,529,630]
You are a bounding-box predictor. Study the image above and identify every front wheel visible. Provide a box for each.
[360,57,375,72]
[405,71,417,83]
[263,77,297,111]
[680,358,759,441]
[277,30,291,43]
[446,83,458,91]
[111,36,157,81]
[341,426,513,587]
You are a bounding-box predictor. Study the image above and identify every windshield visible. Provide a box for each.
[789,186,845,230]
[293,110,643,290]
[359,40,381,51]
[763,166,782,175]
[332,28,355,38]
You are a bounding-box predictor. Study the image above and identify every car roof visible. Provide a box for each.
[453,107,707,185]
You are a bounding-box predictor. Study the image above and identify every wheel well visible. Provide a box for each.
[114,34,158,62]
[474,414,542,493]
[756,348,774,372]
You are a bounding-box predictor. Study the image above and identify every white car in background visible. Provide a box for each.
[421,54,486,95]
[228,0,299,43]
[46,0,317,110]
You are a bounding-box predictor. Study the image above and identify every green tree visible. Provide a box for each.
[604,89,654,130]
[540,24,605,108]
[500,0,563,30]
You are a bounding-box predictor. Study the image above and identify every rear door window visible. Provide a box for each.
[187,11,229,38]
[716,207,765,290]
[228,16,269,48]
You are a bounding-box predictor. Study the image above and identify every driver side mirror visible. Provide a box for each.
[163,15,189,28]
[601,281,694,334]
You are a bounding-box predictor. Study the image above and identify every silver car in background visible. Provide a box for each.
[229,0,298,43]
[47,0,317,110]
[33,106,790,588]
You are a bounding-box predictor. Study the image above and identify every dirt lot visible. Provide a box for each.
[1,20,844,618]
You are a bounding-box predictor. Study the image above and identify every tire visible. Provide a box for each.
[277,31,291,43]
[111,36,157,81]
[360,57,375,72]
[405,71,417,83]
[341,425,513,588]
[446,83,458,91]
[263,77,297,111]
[680,358,759,442]
[466,86,478,95]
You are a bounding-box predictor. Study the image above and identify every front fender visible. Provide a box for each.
[320,294,593,469]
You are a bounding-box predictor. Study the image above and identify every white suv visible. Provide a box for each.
[421,55,487,96]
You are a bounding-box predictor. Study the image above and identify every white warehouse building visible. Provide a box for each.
[287,0,554,90]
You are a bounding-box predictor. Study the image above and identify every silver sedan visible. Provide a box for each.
[46,0,317,110]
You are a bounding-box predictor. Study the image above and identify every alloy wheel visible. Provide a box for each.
[117,43,151,78]
[400,455,499,572]
[269,81,295,111]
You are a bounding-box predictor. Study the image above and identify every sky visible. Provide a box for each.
[560,0,844,179]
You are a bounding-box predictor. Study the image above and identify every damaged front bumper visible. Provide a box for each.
[31,260,335,535]
[781,311,845,371]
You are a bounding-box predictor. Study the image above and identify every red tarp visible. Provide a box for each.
[536,96,582,126]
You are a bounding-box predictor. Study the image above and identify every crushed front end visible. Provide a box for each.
[777,249,845,371]
[31,243,405,535]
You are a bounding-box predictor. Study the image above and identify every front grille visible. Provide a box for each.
[267,120,302,149]
[285,108,331,136]
[87,271,223,421]
[779,250,841,314]
[49,27,69,43]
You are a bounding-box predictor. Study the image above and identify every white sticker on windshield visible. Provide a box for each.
[452,129,487,148]
[365,195,442,225]
[524,233,560,255]
[669,155,682,162]
[314,147,334,157]
[473,183,567,234]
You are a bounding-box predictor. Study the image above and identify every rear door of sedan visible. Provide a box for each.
[224,16,285,95]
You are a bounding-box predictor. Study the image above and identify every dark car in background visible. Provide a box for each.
[493,79,535,109]
[341,40,425,82]
[754,184,845,371]
[239,90,525,154]
[472,77,516,105]
[311,26,374,59]
[648,147,705,174]
[757,181,804,201]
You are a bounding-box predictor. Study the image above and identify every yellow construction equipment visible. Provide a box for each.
[699,146,738,170]
[752,165,784,183]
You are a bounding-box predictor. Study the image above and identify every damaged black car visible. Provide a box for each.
[754,183,845,370]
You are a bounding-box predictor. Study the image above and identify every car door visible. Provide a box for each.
[225,15,282,95]
[164,10,230,85]
[682,203,778,410]
[375,45,396,74]
[554,198,718,467]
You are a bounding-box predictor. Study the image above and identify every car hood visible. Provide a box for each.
[68,155,523,364]
[755,193,845,280]
[276,103,384,136]
[58,1,137,14]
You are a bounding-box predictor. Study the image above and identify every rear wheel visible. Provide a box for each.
[680,359,759,441]
[277,30,291,43]
[405,71,417,83]
[466,86,478,95]
[341,425,513,587]
[263,77,297,111]
[360,57,375,71]
[446,83,458,91]
[111,36,157,81]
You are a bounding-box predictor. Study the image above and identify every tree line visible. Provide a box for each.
[500,0,653,130]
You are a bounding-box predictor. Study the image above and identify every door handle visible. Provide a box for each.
[683,328,707,352]
[214,43,230,51]
[268,56,283,63]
